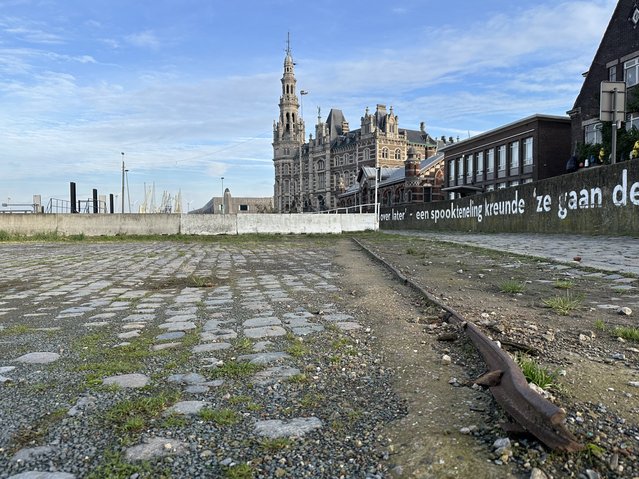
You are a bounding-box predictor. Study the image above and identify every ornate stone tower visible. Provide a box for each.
[273,37,305,213]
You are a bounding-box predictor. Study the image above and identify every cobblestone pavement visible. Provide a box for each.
[391,231,639,276]
[0,240,405,479]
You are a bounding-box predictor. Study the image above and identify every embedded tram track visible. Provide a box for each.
[351,237,585,453]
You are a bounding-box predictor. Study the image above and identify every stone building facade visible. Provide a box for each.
[272,47,437,212]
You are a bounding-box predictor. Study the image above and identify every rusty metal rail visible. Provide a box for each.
[352,238,584,452]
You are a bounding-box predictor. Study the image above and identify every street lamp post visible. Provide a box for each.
[221,177,225,215]
[121,152,125,214]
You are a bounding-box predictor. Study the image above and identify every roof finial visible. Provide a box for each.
[286,32,291,56]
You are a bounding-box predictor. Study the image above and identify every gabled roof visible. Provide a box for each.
[377,152,445,187]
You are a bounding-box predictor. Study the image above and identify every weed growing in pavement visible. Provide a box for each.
[207,361,263,379]
[223,463,254,479]
[199,407,241,426]
[286,338,309,358]
[227,395,261,411]
[406,247,421,256]
[160,413,187,429]
[259,437,292,453]
[499,280,525,294]
[0,324,34,336]
[594,319,607,331]
[105,391,180,432]
[553,280,574,290]
[516,354,559,390]
[299,392,324,408]
[232,337,254,353]
[287,373,309,384]
[542,293,583,315]
[613,326,639,342]
[86,450,165,479]
[9,409,67,452]
[584,442,605,460]
[331,337,357,354]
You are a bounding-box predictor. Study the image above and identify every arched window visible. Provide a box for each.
[382,148,389,159]
[395,149,401,160]
[284,164,290,175]
[317,160,325,171]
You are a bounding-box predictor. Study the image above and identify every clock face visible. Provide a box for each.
[633,7,639,25]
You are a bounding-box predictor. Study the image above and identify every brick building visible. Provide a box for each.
[441,115,572,198]
[568,0,639,155]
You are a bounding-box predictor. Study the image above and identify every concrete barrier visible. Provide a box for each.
[380,159,639,235]
[181,214,237,235]
[0,212,376,236]
[0,213,180,236]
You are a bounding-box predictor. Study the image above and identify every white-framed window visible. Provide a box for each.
[497,182,507,190]
[523,178,533,184]
[394,149,401,160]
[382,147,389,159]
[625,57,639,87]
[239,204,249,212]
[349,154,354,164]
[627,112,639,131]
[497,145,506,171]
[466,155,473,180]
[609,65,617,82]
[486,184,495,192]
[477,152,484,175]
[457,157,464,181]
[523,137,533,166]
[487,148,495,173]
[510,180,519,187]
[510,141,520,169]
[584,122,603,144]
[448,160,455,183]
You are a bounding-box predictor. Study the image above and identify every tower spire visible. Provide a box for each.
[286,31,291,56]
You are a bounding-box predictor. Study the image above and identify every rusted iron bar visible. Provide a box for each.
[352,238,584,452]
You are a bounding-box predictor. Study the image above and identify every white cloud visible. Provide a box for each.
[125,30,160,49]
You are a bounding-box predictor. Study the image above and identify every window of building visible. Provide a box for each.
[382,148,389,159]
[477,152,484,175]
[448,160,455,183]
[523,178,533,184]
[284,164,290,175]
[625,57,639,87]
[510,180,519,187]
[609,65,617,82]
[457,157,464,181]
[627,112,639,131]
[510,141,519,175]
[318,173,325,189]
[523,137,533,166]
[239,204,249,211]
[497,182,507,190]
[394,149,401,160]
[497,145,506,172]
[466,155,473,181]
[584,123,603,144]
[317,159,325,171]
[486,184,495,192]
[364,148,370,160]
[487,148,495,173]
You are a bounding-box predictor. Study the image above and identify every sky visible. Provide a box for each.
[0,0,618,212]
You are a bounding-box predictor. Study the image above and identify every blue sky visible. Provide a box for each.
[0,0,617,212]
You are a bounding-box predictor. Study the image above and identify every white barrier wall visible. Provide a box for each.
[181,214,237,235]
[0,213,377,236]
